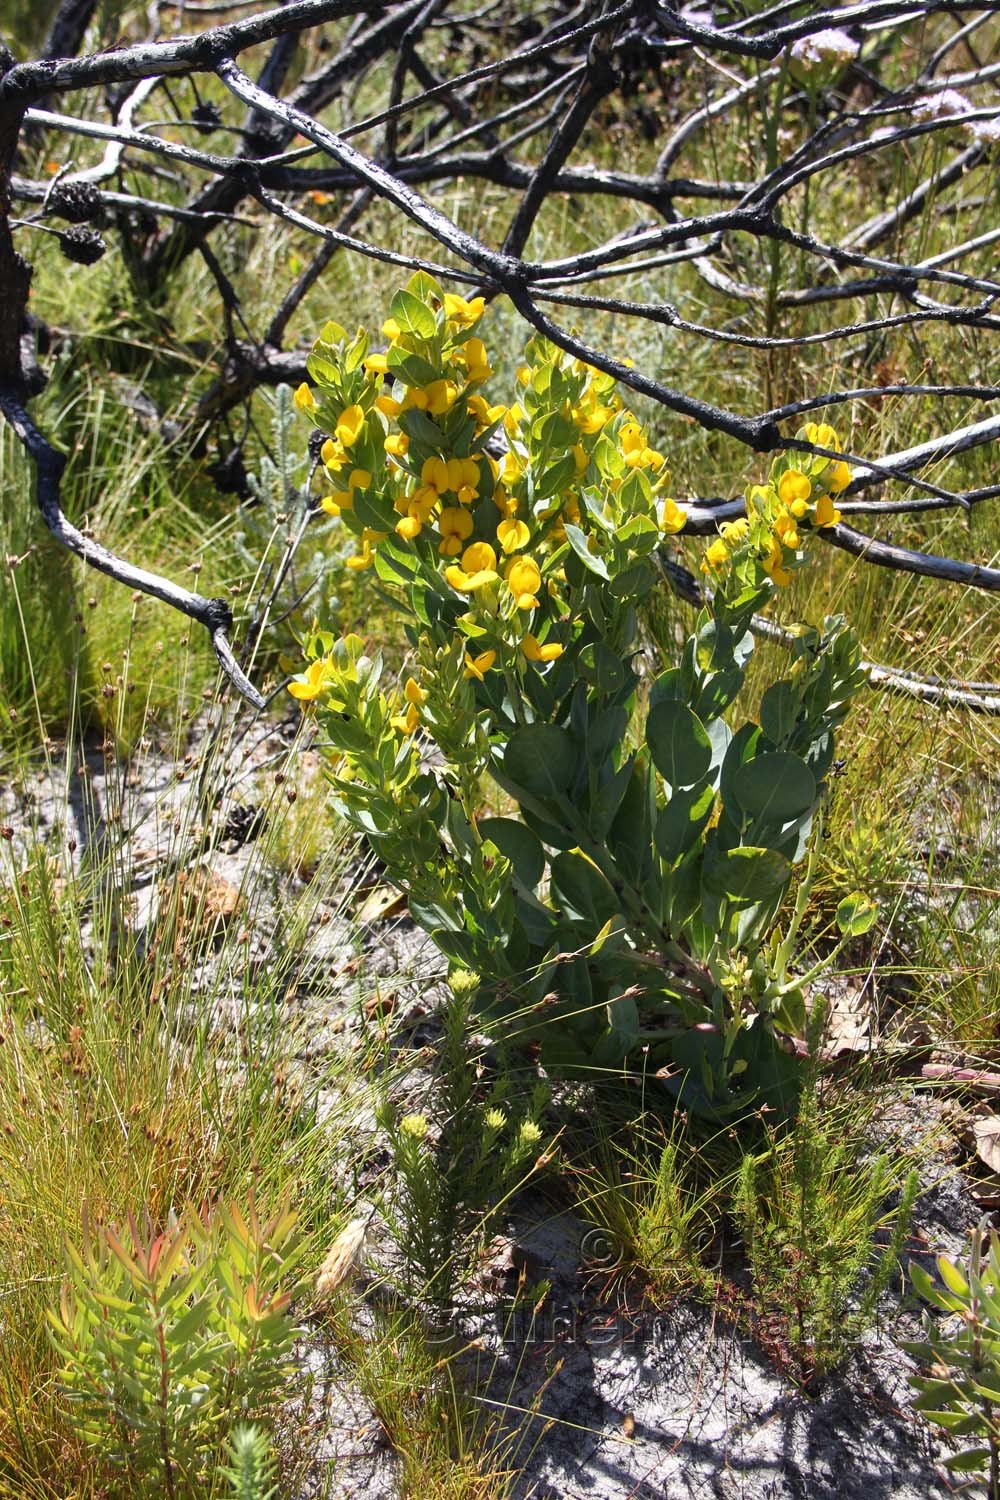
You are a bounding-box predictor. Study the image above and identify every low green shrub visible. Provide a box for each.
[47,1199,304,1498]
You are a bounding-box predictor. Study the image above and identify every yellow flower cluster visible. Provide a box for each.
[289,283,689,723]
[701,421,849,586]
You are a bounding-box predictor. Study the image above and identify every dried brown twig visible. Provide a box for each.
[1,1,999,707]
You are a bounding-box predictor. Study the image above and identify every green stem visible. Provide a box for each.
[156,1317,176,1500]
[774,812,825,983]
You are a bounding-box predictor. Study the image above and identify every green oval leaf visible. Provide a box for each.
[550,850,618,926]
[563,523,610,579]
[654,783,715,865]
[835,892,878,937]
[477,817,545,889]
[703,846,791,906]
[578,641,625,693]
[386,346,440,387]
[389,287,437,339]
[759,680,802,746]
[942,1450,991,1473]
[731,752,816,825]
[502,724,578,798]
[646,700,713,788]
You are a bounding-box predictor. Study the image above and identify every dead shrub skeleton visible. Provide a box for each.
[1,0,999,710]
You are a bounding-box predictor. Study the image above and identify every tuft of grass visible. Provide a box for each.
[569,1108,729,1304]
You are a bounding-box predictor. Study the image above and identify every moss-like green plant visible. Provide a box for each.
[734,1076,919,1381]
[220,1424,279,1500]
[380,970,549,1307]
[573,1115,728,1302]
[47,1199,304,1497]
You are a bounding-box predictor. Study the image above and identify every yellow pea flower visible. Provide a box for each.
[396,515,423,540]
[404,677,425,706]
[501,449,524,483]
[497,518,530,554]
[384,433,409,458]
[288,656,336,701]
[620,420,643,454]
[458,337,492,382]
[375,395,401,419]
[720,518,749,544]
[345,530,384,571]
[438,507,474,556]
[422,456,450,493]
[321,438,347,471]
[814,493,842,527]
[364,353,389,376]
[408,484,439,519]
[445,541,499,592]
[445,457,480,499]
[462,541,497,574]
[320,492,349,517]
[444,293,485,328]
[506,556,542,610]
[503,403,524,437]
[660,498,686,534]
[294,383,317,413]
[463,649,496,680]
[774,511,800,549]
[522,633,563,662]
[335,405,366,448]
[382,317,402,342]
[762,535,793,586]
[425,379,457,415]
[390,700,421,735]
[778,470,812,506]
[445,457,464,491]
[575,406,612,435]
[827,460,851,493]
[467,395,506,428]
[701,538,730,575]
[804,421,840,451]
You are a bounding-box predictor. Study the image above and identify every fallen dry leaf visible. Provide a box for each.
[819,985,872,1056]
[355,884,407,924]
[973,1115,1000,1174]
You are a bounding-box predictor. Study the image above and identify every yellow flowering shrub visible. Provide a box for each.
[287,274,871,1117]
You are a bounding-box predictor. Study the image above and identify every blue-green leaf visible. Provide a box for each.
[646,700,713,788]
[502,724,578,797]
[478,817,546,889]
[703,846,791,906]
[564,523,610,579]
[731,752,816,825]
